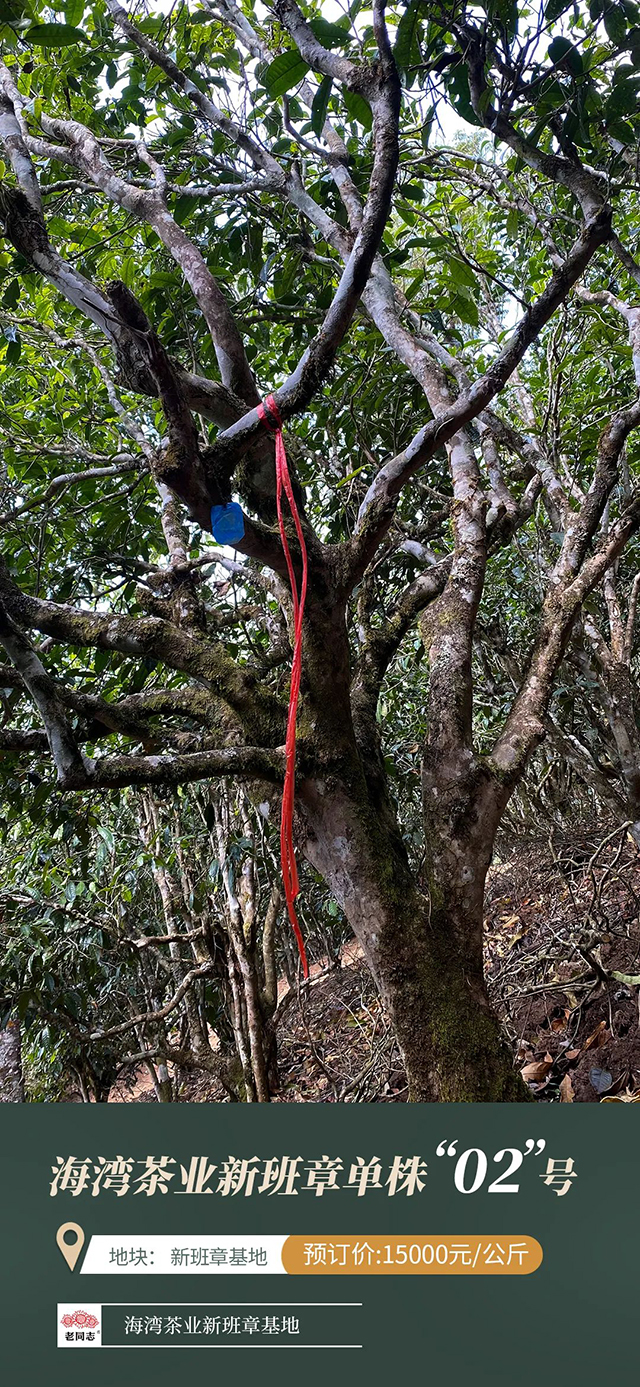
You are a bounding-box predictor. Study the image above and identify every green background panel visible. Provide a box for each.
[0,1105,634,1385]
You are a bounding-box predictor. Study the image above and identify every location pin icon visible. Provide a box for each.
[56,1222,85,1272]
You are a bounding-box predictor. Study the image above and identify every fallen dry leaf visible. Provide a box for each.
[559,1073,574,1102]
[507,926,530,950]
[589,1066,613,1094]
[583,1020,607,1051]
[521,1057,554,1083]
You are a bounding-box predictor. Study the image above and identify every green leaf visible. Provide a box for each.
[344,89,372,129]
[405,268,424,300]
[493,0,519,37]
[446,63,482,125]
[96,825,114,854]
[25,22,87,45]
[607,117,636,143]
[421,107,434,147]
[604,6,628,42]
[311,75,333,136]
[394,0,422,71]
[264,49,309,99]
[397,199,416,225]
[544,0,572,19]
[309,17,350,48]
[4,331,20,364]
[0,0,32,21]
[173,193,199,225]
[605,78,639,118]
[547,35,583,74]
[451,292,479,326]
[65,0,84,25]
[449,258,479,291]
[2,278,19,309]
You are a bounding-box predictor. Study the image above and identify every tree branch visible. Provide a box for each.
[62,743,285,791]
[349,206,613,577]
[0,603,87,784]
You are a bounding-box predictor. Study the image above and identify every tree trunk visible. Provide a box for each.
[381,893,529,1101]
[302,780,531,1102]
[581,621,640,845]
[601,662,640,846]
[0,1017,25,1102]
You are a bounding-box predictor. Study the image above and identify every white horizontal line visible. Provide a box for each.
[101,1302,363,1307]
[99,1345,363,1350]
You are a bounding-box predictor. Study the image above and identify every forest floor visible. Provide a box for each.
[107,821,640,1104]
[485,820,640,1103]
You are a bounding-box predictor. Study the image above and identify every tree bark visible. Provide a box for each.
[0,1017,25,1102]
[302,780,531,1102]
[384,896,528,1102]
[582,621,640,846]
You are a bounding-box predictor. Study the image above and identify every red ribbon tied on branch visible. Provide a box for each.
[257,394,309,978]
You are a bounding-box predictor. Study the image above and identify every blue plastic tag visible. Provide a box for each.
[210,502,245,545]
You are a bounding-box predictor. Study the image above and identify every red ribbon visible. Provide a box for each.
[257,394,309,978]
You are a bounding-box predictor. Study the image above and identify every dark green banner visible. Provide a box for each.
[0,1104,636,1384]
